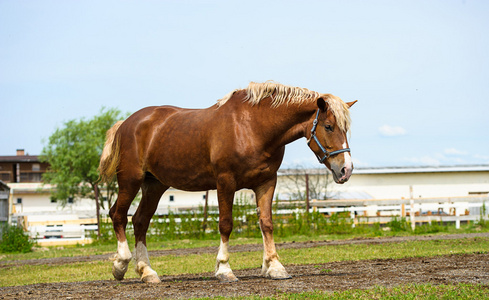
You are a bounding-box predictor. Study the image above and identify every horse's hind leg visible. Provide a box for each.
[132,176,168,283]
[109,173,143,281]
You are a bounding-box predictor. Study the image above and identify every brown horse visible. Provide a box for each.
[98,81,356,283]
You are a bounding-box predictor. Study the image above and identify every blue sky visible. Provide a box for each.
[1,0,488,168]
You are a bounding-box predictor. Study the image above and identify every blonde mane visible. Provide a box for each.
[217,81,351,132]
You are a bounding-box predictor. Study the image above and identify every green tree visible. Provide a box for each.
[41,108,126,234]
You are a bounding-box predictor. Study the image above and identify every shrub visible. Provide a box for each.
[477,202,489,228]
[414,221,448,234]
[386,216,410,232]
[0,224,35,253]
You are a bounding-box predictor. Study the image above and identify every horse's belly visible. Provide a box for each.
[151,167,217,192]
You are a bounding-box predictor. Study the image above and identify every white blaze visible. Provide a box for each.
[342,142,352,169]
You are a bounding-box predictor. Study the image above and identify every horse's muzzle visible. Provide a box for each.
[332,163,353,184]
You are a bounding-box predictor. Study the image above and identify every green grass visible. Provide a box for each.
[2,221,487,262]
[0,238,221,262]
[1,237,488,287]
[192,283,489,299]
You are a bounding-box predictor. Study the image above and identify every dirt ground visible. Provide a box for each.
[1,233,489,299]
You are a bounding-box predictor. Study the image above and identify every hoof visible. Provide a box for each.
[142,274,161,283]
[112,265,127,281]
[264,268,292,280]
[270,273,292,280]
[216,272,239,283]
[112,257,131,281]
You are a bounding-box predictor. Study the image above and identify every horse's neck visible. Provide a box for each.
[255,103,317,149]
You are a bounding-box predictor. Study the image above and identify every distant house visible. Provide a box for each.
[0,149,49,183]
[0,149,57,217]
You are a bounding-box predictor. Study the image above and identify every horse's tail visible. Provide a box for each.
[98,120,124,183]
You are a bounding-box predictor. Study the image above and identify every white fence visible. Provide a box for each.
[16,216,98,246]
[14,195,489,245]
[29,224,98,240]
[307,195,489,229]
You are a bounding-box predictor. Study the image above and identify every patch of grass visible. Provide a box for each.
[194,283,489,299]
[1,237,488,287]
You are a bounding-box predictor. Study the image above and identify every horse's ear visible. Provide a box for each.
[317,98,328,112]
[346,100,358,108]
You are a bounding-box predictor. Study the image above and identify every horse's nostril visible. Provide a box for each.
[341,167,346,177]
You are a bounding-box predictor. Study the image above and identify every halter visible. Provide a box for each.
[307,109,351,163]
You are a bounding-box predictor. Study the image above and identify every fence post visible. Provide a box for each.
[455,205,461,229]
[350,206,356,228]
[94,184,101,238]
[305,173,310,213]
[410,186,415,231]
[202,190,209,232]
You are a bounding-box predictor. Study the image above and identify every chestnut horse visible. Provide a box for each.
[98,81,356,283]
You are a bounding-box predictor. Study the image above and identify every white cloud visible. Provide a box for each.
[444,148,468,156]
[378,125,407,137]
[403,150,479,167]
[473,154,489,163]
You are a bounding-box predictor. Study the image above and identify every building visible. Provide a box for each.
[276,165,489,200]
[0,150,98,228]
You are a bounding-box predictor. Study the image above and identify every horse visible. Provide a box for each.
[98,81,357,283]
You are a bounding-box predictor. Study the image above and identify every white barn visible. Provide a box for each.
[276,165,489,201]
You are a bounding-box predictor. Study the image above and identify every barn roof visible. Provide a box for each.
[353,165,489,175]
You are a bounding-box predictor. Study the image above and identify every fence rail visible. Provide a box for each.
[307,195,489,230]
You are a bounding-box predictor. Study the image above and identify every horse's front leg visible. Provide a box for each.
[254,177,291,279]
[215,174,239,282]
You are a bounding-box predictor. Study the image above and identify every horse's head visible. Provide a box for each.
[307,95,357,184]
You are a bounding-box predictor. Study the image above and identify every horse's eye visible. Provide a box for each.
[324,125,333,132]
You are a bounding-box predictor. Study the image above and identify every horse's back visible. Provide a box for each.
[116,105,220,189]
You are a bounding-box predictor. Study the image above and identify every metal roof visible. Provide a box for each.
[278,165,489,176]
[352,165,489,175]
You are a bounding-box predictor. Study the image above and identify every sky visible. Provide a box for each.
[1,0,488,168]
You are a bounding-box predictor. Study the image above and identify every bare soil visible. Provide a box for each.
[1,233,489,299]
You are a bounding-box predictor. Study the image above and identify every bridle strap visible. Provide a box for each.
[307,109,350,163]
